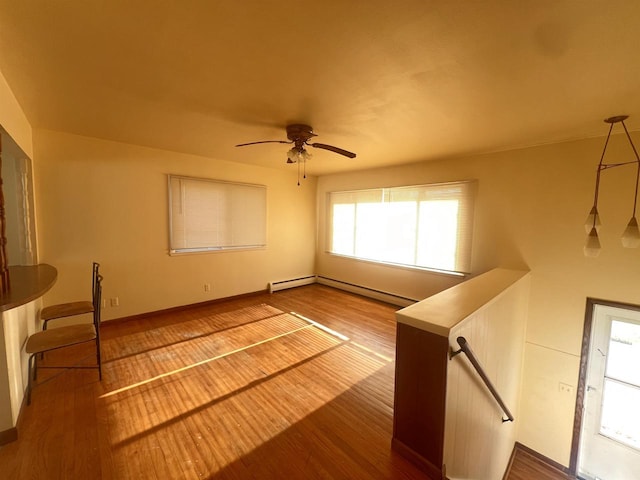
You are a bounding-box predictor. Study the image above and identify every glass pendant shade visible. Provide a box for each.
[287,148,298,162]
[584,227,602,257]
[584,206,601,233]
[621,216,640,248]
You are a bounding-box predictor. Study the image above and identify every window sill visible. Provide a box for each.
[324,252,468,278]
[169,246,266,256]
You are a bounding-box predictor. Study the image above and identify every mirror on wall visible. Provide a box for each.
[0,129,37,266]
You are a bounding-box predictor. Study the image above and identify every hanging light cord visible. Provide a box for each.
[591,122,614,228]
[590,119,640,227]
[584,115,640,256]
[621,120,640,217]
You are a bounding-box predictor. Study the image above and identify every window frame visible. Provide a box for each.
[325,180,476,275]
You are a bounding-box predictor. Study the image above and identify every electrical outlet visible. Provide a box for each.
[110,297,119,307]
[204,283,211,292]
[559,382,574,395]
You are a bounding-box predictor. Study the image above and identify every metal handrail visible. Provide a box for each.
[450,336,514,423]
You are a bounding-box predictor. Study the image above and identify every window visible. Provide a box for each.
[168,175,266,254]
[600,317,640,450]
[327,181,476,274]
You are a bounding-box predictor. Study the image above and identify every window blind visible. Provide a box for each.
[328,180,476,274]
[168,175,266,254]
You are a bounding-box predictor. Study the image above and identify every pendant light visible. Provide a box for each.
[584,115,640,256]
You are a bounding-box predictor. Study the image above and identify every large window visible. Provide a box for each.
[327,181,476,274]
[168,175,266,254]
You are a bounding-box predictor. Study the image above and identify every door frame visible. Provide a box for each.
[569,297,640,476]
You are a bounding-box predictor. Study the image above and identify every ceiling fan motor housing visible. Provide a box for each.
[286,124,316,144]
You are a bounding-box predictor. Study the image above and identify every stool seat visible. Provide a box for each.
[41,301,94,321]
[26,323,97,354]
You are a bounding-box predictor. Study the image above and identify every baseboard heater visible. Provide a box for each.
[269,275,317,293]
[316,276,417,307]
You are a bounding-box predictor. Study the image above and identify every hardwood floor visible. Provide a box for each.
[506,447,574,480]
[0,285,433,479]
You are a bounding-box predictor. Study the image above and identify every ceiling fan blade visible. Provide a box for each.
[309,142,356,158]
[235,140,292,147]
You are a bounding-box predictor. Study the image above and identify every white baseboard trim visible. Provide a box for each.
[316,276,417,307]
[269,275,317,293]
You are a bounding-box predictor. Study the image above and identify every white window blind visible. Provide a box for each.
[168,175,266,254]
[328,181,476,274]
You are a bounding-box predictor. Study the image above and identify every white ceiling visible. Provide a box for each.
[1,1,639,175]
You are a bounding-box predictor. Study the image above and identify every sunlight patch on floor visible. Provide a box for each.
[289,311,350,341]
[101,307,393,477]
[100,322,313,399]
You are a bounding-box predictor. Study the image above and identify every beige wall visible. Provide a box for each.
[33,129,317,321]
[318,133,640,466]
[0,69,32,158]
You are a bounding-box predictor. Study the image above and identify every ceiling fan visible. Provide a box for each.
[235,124,357,162]
[235,124,356,185]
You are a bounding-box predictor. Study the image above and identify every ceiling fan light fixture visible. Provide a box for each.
[287,147,311,163]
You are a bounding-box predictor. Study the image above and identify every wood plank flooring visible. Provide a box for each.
[0,285,433,479]
[506,447,574,480]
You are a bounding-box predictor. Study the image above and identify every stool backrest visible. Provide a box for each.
[91,262,100,298]
[93,273,103,328]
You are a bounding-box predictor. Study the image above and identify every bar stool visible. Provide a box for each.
[25,273,103,405]
[40,262,100,330]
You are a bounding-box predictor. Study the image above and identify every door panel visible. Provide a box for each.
[578,305,640,479]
